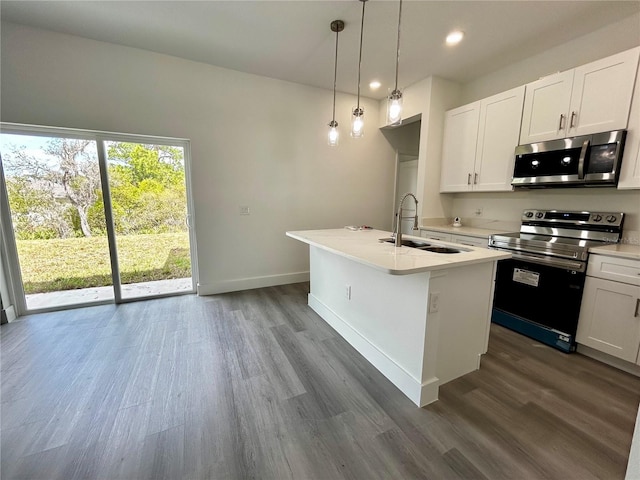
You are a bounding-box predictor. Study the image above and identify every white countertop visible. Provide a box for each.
[286,228,511,275]
[589,243,640,261]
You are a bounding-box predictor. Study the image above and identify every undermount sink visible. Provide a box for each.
[379,237,431,249]
[379,237,463,253]
[421,246,461,254]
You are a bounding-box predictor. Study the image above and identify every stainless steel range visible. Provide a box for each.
[488,209,624,353]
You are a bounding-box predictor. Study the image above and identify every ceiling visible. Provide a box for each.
[1,1,639,100]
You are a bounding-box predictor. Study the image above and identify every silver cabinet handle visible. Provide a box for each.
[570,111,577,128]
[635,298,640,318]
[558,114,565,130]
[467,173,471,185]
[474,173,478,184]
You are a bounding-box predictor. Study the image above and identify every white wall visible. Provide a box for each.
[0,22,397,295]
[379,76,461,222]
[445,13,640,237]
[460,13,640,104]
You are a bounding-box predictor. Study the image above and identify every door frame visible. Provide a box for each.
[0,122,199,316]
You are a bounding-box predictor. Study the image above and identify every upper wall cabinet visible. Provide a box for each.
[618,50,640,189]
[519,47,640,144]
[440,86,525,192]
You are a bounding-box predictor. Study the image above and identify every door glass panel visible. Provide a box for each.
[0,133,114,310]
[104,141,193,299]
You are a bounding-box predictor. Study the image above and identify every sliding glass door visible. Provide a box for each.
[0,125,196,314]
[104,140,193,300]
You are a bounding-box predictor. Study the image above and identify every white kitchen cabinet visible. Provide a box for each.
[420,230,452,242]
[519,70,574,144]
[618,50,640,190]
[576,254,640,363]
[440,86,525,192]
[451,234,489,248]
[440,103,479,192]
[520,47,640,144]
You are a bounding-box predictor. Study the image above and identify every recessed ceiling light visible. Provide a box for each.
[446,30,464,46]
[369,81,381,90]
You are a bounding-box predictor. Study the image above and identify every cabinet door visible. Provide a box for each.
[619,49,640,189]
[474,86,525,192]
[519,70,574,144]
[576,277,640,363]
[440,103,480,192]
[568,47,640,137]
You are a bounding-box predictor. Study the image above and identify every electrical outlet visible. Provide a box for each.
[428,291,440,313]
[239,206,250,215]
[345,285,351,300]
[474,207,483,217]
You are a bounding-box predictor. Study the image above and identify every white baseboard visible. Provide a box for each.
[4,305,16,323]
[308,293,439,407]
[577,344,640,377]
[197,271,310,296]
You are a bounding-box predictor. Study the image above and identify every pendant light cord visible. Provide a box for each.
[394,0,403,91]
[332,27,339,122]
[356,0,366,110]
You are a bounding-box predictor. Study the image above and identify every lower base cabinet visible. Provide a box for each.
[576,271,640,364]
[420,230,489,248]
[420,230,452,242]
[451,234,489,248]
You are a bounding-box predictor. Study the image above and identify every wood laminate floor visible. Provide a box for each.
[1,282,639,480]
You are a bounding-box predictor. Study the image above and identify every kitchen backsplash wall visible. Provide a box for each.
[446,189,640,244]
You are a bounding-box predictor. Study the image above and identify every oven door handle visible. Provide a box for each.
[578,139,590,180]
[510,251,586,272]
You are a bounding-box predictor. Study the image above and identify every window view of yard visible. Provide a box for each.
[16,233,190,294]
[1,134,191,299]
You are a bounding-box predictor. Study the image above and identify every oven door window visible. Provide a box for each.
[493,258,586,336]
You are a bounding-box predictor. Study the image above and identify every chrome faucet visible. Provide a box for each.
[395,193,419,247]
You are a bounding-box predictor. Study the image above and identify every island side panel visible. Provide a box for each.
[430,261,497,385]
[307,245,436,406]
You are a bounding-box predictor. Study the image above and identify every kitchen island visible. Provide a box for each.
[286,228,511,407]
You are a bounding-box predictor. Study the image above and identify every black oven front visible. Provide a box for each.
[491,256,587,353]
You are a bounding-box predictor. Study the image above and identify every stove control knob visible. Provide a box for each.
[606,215,617,223]
[525,211,534,218]
[592,214,602,222]
[535,212,544,219]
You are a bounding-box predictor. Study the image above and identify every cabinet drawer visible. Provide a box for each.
[420,230,452,242]
[451,234,488,248]
[587,254,640,286]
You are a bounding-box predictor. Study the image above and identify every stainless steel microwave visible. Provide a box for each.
[511,129,626,188]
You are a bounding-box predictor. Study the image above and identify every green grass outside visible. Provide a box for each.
[17,232,191,294]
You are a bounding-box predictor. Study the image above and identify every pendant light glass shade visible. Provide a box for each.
[328,120,339,146]
[387,89,403,126]
[387,0,403,126]
[328,20,344,147]
[351,0,367,138]
[351,107,364,138]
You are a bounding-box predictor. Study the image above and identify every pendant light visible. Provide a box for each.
[351,0,368,138]
[387,0,403,126]
[328,20,344,147]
